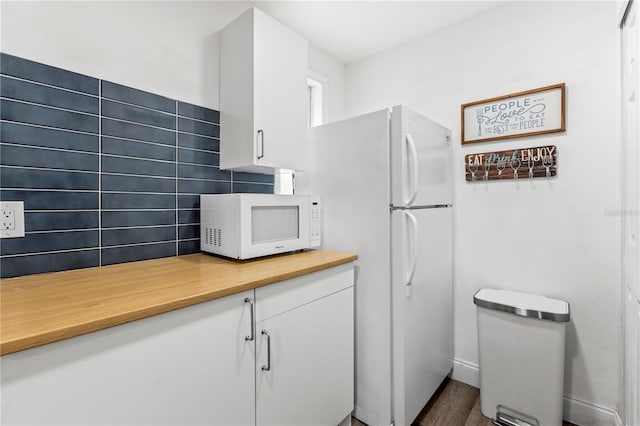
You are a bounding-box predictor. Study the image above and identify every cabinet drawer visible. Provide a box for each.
[255,263,354,322]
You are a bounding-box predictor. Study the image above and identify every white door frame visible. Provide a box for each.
[620,1,640,425]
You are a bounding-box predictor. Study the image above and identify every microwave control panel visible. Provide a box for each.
[310,197,321,248]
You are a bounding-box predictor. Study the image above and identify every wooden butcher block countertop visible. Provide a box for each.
[0,250,357,355]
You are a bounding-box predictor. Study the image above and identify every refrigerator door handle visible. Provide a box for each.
[405,132,419,207]
[404,210,418,286]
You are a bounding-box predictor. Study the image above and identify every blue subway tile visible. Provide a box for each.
[178,224,199,240]
[178,179,231,195]
[0,122,99,153]
[233,172,275,184]
[178,148,219,166]
[0,53,249,276]
[102,210,176,228]
[0,249,100,278]
[178,239,200,256]
[0,53,99,95]
[178,209,199,224]
[1,167,99,190]
[102,193,175,210]
[102,156,175,178]
[177,102,219,123]
[1,144,99,171]
[1,190,99,210]
[178,164,230,180]
[101,174,175,193]
[232,182,274,194]
[0,100,99,133]
[178,194,200,210]
[101,81,175,114]
[1,100,98,133]
[0,230,99,256]
[101,118,175,146]
[1,76,99,115]
[25,211,99,232]
[101,242,176,266]
[178,117,219,138]
[102,226,176,247]
[178,132,219,152]
[101,100,176,130]
[101,137,176,162]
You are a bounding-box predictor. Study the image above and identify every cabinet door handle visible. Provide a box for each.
[257,130,264,160]
[261,330,271,371]
[244,298,254,341]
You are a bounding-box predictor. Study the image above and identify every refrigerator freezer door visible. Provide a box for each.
[391,207,453,426]
[391,105,453,208]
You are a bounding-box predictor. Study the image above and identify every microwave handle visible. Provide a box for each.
[257,130,265,160]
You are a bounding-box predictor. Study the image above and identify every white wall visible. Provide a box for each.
[0,1,346,116]
[0,1,247,109]
[346,1,621,421]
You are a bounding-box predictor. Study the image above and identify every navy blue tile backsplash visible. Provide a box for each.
[0,53,274,278]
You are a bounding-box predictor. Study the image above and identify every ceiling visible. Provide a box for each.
[252,1,502,63]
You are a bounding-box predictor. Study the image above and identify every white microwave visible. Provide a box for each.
[200,194,321,260]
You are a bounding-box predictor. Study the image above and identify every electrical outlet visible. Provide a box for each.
[0,201,25,239]
[3,209,15,230]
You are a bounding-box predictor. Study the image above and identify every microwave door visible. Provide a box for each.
[251,205,300,244]
[241,199,310,259]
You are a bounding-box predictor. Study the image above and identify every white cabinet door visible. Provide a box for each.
[253,8,308,172]
[220,7,308,173]
[1,291,256,426]
[255,287,354,426]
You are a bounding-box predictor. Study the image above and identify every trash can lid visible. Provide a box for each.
[474,288,570,322]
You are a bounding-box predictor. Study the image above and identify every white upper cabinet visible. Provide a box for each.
[220,8,309,173]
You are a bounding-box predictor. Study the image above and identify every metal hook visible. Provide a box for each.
[470,163,479,182]
[542,153,553,178]
[497,160,506,178]
[510,158,521,181]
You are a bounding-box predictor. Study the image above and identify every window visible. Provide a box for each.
[307,76,323,127]
[275,71,328,195]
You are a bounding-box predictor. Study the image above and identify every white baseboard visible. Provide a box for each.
[452,358,480,388]
[563,395,621,426]
[452,358,621,426]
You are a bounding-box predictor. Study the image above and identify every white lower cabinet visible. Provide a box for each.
[255,265,355,426]
[1,290,256,425]
[0,263,355,426]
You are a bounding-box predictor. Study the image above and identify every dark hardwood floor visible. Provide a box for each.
[351,378,577,426]
[411,378,492,426]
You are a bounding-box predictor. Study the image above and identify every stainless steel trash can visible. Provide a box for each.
[474,289,570,426]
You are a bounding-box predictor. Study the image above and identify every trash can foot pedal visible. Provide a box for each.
[492,413,536,426]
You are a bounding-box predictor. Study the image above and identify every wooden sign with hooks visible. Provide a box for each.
[465,145,557,182]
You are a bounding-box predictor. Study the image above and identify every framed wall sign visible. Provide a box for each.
[461,83,566,144]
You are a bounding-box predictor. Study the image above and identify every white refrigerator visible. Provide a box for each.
[299,105,453,426]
